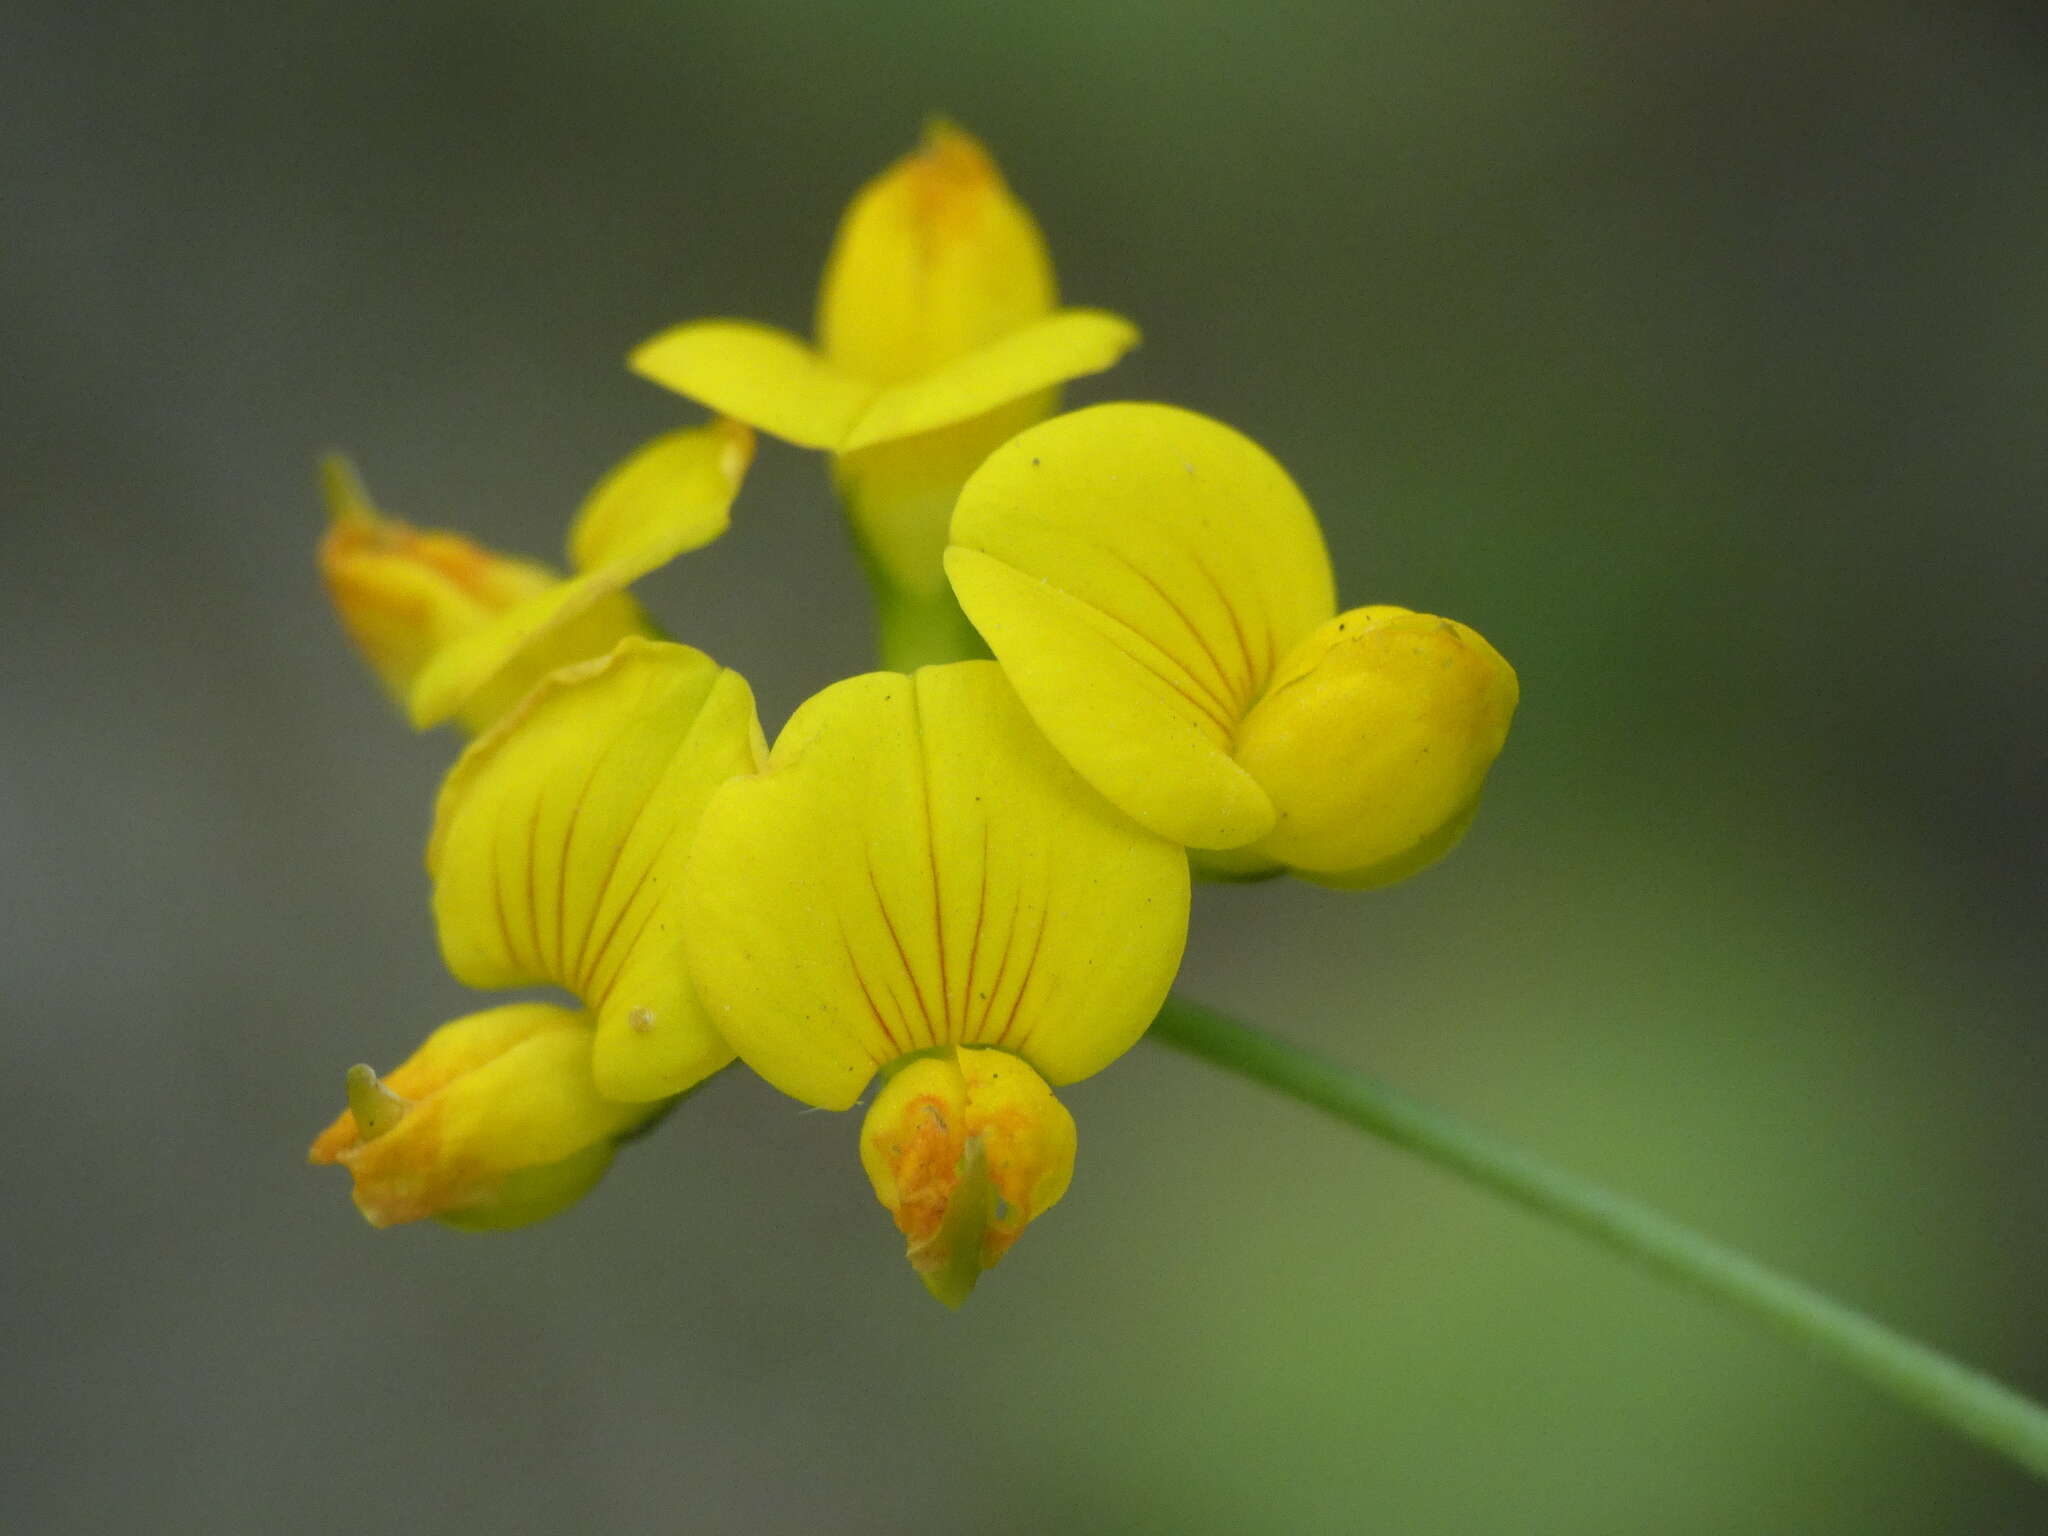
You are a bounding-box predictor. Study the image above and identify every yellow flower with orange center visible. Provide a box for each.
[679,661,1188,1304]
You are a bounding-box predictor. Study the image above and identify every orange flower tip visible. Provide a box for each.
[344,1063,409,1142]
[909,116,1000,196]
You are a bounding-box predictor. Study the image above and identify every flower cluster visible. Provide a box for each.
[310,122,1518,1305]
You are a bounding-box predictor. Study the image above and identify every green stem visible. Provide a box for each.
[872,580,990,673]
[1148,995,2048,1480]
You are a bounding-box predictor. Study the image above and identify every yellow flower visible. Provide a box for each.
[430,637,765,1102]
[308,637,760,1230]
[307,1003,659,1230]
[628,122,1138,623]
[679,661,1188,1304]
[320,420,753,732]
[947,403,1519,887]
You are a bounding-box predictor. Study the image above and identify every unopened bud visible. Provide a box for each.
[818,119,1054,385]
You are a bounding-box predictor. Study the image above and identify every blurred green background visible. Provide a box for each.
[5,2,2044,1531]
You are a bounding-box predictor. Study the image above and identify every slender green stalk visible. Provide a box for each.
[1148,995,2048,1480]
[873,580,989,673]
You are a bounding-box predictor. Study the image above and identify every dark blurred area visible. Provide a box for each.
[3,3,2043,1531]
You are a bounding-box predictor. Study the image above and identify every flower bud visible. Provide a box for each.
[307,1002,659,1231]
[819,121,1068,607]
[1232,606,1519,888]
[858,1046,1077,1308]
[818,119,1055,385]
[630,126,1134,607]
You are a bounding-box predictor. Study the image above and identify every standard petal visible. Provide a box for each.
[942,547,1276,847]
[947,403,1336,848]
[567,419,754,574]
[429,639,766,1101]
[841,310,1139,454]
[628,321,875,451]
[681,661,1189,1109]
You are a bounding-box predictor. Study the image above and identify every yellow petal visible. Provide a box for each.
[429,638,766,1101]
[840,310,1139,454]
[818,119,1056,385]
[566,419,754,574]
[943,546,1276,848]
[628,321,875,451]
[405,423,755,731]
[681,661,1189,1109]
[833,312,1140,597]
[405,579,651,731]
[307,1002,655,1229]
[1235,606,1519,887]
[947,403,1336,848]
[858,1046,1077,1307]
